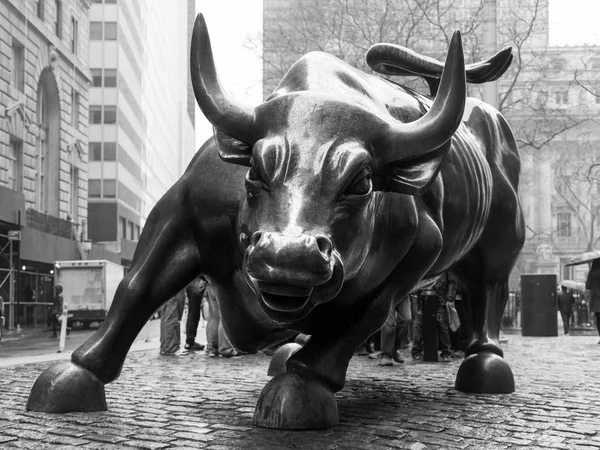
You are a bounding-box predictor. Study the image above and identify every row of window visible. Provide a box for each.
[119,216,140,241]
[89,105,116,124]
[90,22,118,41]
[91,68,117,88]
[88,179,142,212]
[35,1,79,55]
[89,142,116,161]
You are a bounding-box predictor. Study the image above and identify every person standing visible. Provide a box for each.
[184,276,206,351]
[557,285,575,335]
[586,259,600,343]
[50,285,64,338]
[377,295,409,366]
[204,281,239,357]
[411,272,456,362]
[159,290,187,356]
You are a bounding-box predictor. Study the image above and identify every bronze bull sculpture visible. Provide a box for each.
[27,14,525,429]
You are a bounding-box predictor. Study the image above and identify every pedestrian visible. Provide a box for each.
[585,259,600,343]
[184,276,207,352]
[557,285,575,335]
[376,295,410,366]
[205,281,239,357]
[50,285,64,338]
[411,272,456,362]
[159,290,187,356]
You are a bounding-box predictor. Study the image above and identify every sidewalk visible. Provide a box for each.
[0,333,599,449]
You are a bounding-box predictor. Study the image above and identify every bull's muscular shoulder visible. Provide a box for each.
[270,51,423,122]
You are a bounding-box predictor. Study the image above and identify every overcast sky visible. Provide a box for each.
[194,0,600,148]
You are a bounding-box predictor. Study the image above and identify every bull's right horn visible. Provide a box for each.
[191,14,258,144]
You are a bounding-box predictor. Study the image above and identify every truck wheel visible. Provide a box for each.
[83,322,90,330]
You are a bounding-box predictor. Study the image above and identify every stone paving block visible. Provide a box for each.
[1,335,600,448]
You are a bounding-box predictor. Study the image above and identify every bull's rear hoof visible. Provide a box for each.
[27,361,107,413]
[253,372,339,429]
[455,352,515,394]
[267,343,302,377]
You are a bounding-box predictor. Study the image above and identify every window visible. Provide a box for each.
[103,180,116,198]
[128,221,134,240]
[71,89,80,130]
[120,216,127,239]
[89,179,101,198]
[103,142,116,160]
[91,0,102,3]
[557,212,572,237]
[90,142,102,161]
[71,17,78,54]
[11,40,25,92]
[37,0,44,19]
[555,91,569,105]
[55,0,62,38]
[7,139,23,192]
[104,69,117,87]
[91,69,102,87]
[70,166,79,223]
[135,225,140,240]
[104,22,117,40]
[89,106,102,124]
[90,22,102,40]
[104,106,117,124]
[105,0,117,3]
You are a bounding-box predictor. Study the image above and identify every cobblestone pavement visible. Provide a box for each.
[0,334,599,449]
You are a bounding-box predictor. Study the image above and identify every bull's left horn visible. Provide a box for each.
[385,31,466,161]
[191,14,258,144]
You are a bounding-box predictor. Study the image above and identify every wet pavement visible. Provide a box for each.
[0,331,599,449]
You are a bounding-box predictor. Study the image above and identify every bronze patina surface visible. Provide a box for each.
[27,14,524,430]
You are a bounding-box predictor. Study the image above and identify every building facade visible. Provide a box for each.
[87,0,195,266]
[0,0,91,329]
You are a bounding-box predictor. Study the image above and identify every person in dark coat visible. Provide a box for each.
[586,259,600,343]
[50,285,63,338]
[184,276,206,351]
[557,285,575,335]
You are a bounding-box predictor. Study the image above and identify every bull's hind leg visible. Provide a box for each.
[27,188,201,412]
[454,192,525,394]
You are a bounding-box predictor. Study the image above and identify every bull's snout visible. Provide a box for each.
[247,231,334,287]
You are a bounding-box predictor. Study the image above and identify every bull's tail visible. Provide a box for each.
[366,41,512,96]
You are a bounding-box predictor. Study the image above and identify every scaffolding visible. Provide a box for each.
[0,230,19,330]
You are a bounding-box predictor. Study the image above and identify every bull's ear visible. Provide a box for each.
[385,144,448,195]
[214,128,252,167]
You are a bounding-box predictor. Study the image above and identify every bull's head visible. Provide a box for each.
[191,14,465,324]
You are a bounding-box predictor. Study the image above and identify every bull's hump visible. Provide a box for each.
[270,52,413,115]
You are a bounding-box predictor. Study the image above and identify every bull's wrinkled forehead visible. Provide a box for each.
[252,94,372,189]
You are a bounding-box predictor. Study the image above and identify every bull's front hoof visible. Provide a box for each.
[253,372,339,429]
[267,343,303,377]
[26,361,107,413]
[455,352,515,394]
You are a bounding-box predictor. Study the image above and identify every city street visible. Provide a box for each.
[0,331,598,449]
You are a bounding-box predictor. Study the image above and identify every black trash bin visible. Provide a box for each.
[520,274,558,337]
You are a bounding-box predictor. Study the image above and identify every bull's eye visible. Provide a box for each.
[340,168,372,200]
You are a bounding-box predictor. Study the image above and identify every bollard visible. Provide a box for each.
[422,290,438,362]
[58,304,68,353]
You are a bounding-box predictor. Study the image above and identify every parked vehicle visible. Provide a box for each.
[54,260,124,329]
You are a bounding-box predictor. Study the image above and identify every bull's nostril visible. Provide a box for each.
[250,231,263,246]
[316,235,333,257]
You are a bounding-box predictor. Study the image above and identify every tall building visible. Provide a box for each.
[87,0,195,266]
[0,0,91,329]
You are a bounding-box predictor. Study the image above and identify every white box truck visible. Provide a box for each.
[54,260,124,328]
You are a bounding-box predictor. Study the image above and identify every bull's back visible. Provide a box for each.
[432,99,519,271]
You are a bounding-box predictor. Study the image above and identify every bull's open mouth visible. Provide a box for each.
[258,282,313,312]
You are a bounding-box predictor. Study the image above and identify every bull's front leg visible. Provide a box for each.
[27,191,201,413]
[253,284,398,430]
